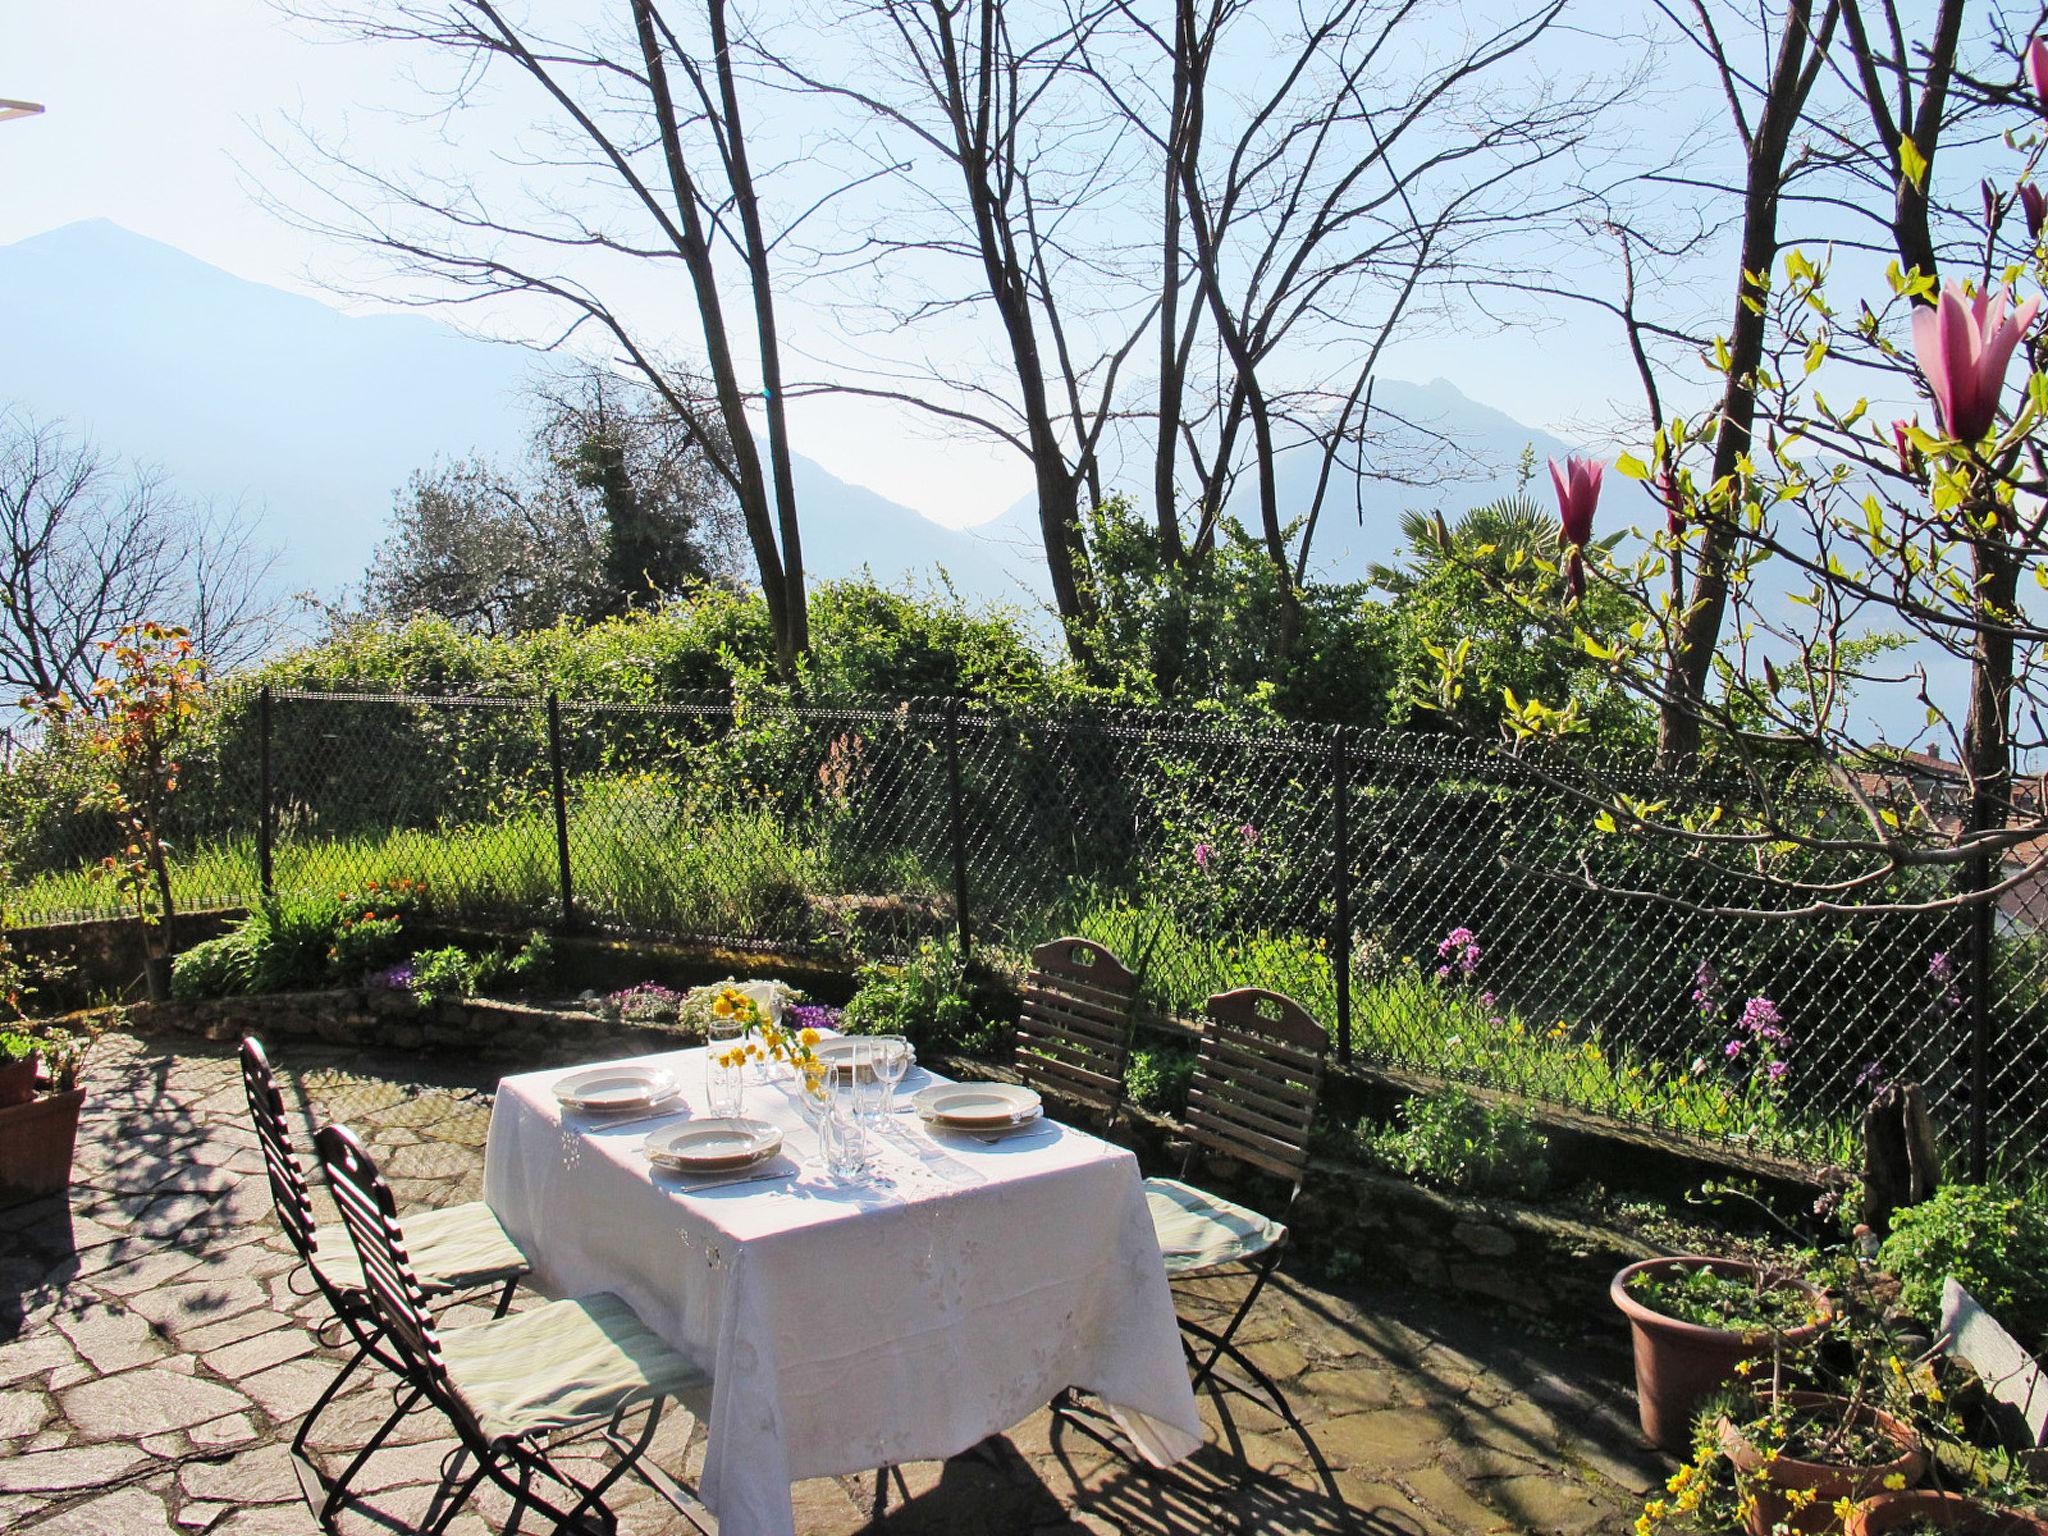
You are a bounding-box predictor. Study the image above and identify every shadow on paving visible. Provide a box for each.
[0,1029,1661,1535]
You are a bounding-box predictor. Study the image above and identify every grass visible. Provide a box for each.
[1053,894,1858,1165]
[5,790,1858,1165]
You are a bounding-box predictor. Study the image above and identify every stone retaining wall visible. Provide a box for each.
[124,986,683,1064]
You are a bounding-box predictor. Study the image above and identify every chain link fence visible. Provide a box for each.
[5,684,2043,1175]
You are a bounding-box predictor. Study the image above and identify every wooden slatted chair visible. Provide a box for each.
[314,1122,714,1536]
[1014,936,1139,1125]
[1146,987,1329,1425]
[241,1038,530,1523]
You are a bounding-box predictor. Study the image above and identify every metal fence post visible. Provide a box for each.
[1968,865,1993,1181]
[257,685,274,901]
[547,692,576,932]
[946,697,972,956]
[1331,727,1353,1065]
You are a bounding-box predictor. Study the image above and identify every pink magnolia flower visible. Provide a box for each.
[2029,36,2048,107]
[1910,281,2040,444]
[2024,184,2047,240]
[1654,469,1683,537]
[1548,456,1604,599]
[1891,417,1923,478]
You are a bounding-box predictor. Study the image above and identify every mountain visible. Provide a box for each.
[0,220,1025,608]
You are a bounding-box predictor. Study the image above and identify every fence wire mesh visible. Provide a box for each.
[5,683,2045,1174]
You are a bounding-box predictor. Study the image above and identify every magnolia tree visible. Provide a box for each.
[1462,37,2048,935]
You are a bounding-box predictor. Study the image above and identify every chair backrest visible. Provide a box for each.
[1014,936,1138,1118]
[241,1037,321,1266]
[313,1123,449,1387]
[1182,988,1329,1190]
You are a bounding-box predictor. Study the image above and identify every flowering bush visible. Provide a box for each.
[601,982,686,1024]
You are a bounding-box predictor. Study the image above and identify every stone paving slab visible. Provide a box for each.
[0,1029,1663,1533]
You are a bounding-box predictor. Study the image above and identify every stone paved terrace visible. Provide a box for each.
[0,1030,1664,1534]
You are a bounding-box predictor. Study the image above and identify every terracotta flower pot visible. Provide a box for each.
[0,1053,39,1108]
[1611,1255,1830,1450]
[1720,1391,1926,1536]
[1848,1490,2048,1535]
[0,1087,85,1207]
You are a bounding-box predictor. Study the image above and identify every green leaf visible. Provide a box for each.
[1897,134,1927,192]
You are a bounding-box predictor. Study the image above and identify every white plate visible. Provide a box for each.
[554,1065,678,1113]
[812,1037,913,1080]
[911,1082,1042,1127]
[645,1118,783,1173]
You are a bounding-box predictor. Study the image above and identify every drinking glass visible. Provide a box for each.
[874,1036,913,1116]
[707,1018,745,1115]
[849,1041,888,1124]
[822,1065,868,1178]
[793,1065,832,1166]
[706,1048,746,1119]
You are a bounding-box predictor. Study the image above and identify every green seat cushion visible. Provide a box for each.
[1144,1176,1286,1276]
[314,1200,530,1296]
[442,1292,711,1443]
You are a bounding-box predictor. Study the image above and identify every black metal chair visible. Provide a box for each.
[240,1037,530,1523]
[1144,987,1329,1425]
[1014,936,1139,1127]
[314,1121,714,1536]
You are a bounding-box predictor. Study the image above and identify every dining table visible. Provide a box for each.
[481,1043,1204,1536]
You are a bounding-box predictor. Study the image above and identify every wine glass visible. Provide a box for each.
[874,1036,913,1117]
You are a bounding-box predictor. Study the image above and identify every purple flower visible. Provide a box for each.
[1237,823,1260,846]
[1855,1060,1889,1092]
[1436,966,1452,981]
[1193,842,1213,873]
[1928,951,1954,983]
[1691,960,1723,1018]
[370,964,414,991]
[1724,1039,1746,1058]
[1479,991,1497,1011]
[1737,996,1786,1044]
[788,1003,841,1033]
[1765,1060,1789,1084]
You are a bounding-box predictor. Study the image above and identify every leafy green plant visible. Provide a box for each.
[1126,1045,1196,1113]
[408,946,484,1006]
[0,1026,36,1064]
[170,930,260,1001]
[504,928,554,984]
[1623,1262,1817,1332]
[1878,1183,2048,1347]
[841,937,1004,1055]
[243,894,345,993]
[1362,1086,1553,1199]
[328,914,406,979]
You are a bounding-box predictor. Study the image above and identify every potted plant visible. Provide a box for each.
[0,1027,38,1107]
[0,1025,90,1207]
[1613,1254,1832,1448]
[1719,1387,1926,1535]
[1848,1490,2048,1534]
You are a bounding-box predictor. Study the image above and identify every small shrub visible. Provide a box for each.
[0,1026,35,1064]
[171,931,259,1001]
[1878,1183,2048,1346]
[328,914,406,980]
[243,894,345,993]
[1126,1045,1196,1114]
[841,938,1004,1055]
[1362,1086,1552,1199]
[408,946,483,1006]
[503,929,554,986]
[602,982,686,1025]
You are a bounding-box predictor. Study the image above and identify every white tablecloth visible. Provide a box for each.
[482,1048,1202,1536]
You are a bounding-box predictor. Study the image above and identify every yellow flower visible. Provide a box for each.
[1833,1498,1855,1520]
[799,1028,820,1047]
[712,996,733,1018]
[1882,1473,1907,1491]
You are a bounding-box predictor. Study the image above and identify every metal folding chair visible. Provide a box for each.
[314,1122,714,1536]
[240,1037,530,1523]
[1145,987,1329,1425]
[1014,936,1139,1127]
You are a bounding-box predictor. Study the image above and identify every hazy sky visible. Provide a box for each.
[0,1,1672,529]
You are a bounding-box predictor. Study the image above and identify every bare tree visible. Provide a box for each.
[271,0,819,676]
[0,409,283,705]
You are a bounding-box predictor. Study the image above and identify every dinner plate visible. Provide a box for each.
[812,1037,914,1080]
[644,1118,783,1173]
[554,1064,678,1113]
[911,1082,1042,1127]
